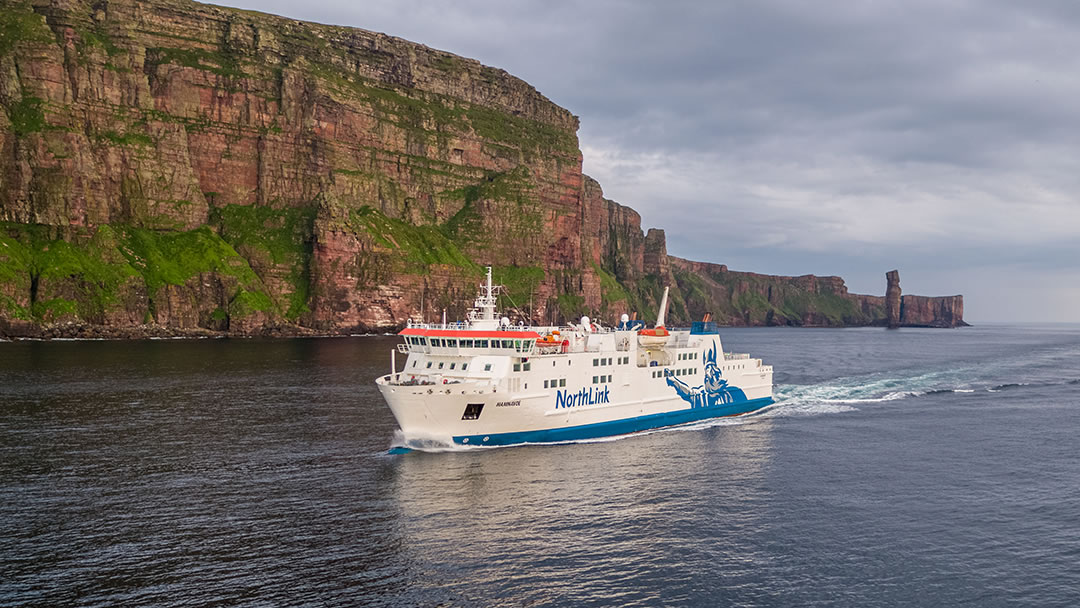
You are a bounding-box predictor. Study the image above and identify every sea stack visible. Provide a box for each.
[885,270,902,329]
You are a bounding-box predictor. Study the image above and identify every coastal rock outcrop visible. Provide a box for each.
[886,269,902,329]
[901,294,966,328]
[0,0,965,336]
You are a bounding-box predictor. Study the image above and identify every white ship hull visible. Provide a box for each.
[378,328,773,448]
[377,269,773,449]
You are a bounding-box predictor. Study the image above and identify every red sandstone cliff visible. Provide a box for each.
[0,0,965,337]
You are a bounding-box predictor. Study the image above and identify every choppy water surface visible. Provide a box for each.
[2,325,1079,606]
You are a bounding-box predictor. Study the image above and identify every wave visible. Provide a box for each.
[768,364,1000,417]
[987,382,1029,393]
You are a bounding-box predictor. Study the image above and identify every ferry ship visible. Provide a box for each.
[377,268,774,448]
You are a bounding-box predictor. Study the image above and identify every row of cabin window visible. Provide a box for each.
[414,361,496,372]
[592,375,611,384]
[678,352,698,361]
[593,356,629,366]
[419,361,470,371]
[543,378,567,389]
[512,362,532,372]
[651,368,698,378]
[407,336,533,351]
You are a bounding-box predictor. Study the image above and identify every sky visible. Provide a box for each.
[218,0,1080,322]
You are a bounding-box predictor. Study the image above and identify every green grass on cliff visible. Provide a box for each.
[146,47,246,79]
[670,266,873,326]
[0,4,54,57]
[591,262,630,309]
[0,224,141,322]
[349,206,477,273]
[464,106,578,158]
[96,130,154,147]
[0,223,279,324]
[6,96,46,136]
[442,167,540,249]
[118,226,262,294]
[309,63,466,144]
[307,62,578,158]
[491,265,545,311]
[777,292,866,325]
[556,293,585,321]
[213,205,315,320]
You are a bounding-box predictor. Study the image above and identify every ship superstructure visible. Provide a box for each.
[376,267,774,447]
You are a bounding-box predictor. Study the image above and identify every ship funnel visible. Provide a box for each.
[656,286,669,328]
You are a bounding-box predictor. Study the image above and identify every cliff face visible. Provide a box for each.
[670,255,885,327]
[0,0,585,333]
[0,0,965,337]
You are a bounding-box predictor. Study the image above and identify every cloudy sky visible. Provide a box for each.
[220,0,1080,322]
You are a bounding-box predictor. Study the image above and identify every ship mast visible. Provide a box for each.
[470,266,500,330]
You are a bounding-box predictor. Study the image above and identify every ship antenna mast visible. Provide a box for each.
[475,266,499,322]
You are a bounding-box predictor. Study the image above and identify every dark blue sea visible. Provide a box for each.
[2,325,1079,607]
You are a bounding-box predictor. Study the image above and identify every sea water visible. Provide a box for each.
[1,325,1078,606]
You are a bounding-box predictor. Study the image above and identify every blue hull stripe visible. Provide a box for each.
[454,397,774,446]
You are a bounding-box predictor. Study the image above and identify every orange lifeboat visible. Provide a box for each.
[637,326,669,346]
[538,332,561,345]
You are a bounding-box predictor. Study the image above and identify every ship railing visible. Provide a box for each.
[382,372,474,387]
[405,321,472,330]
[406,320,629,335]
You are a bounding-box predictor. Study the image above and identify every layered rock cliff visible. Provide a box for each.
[0,0,965,337]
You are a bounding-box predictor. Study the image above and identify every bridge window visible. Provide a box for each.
[426,362,432,368]
[462,364,468,371]
[450,363,456,370]
[438,362,444,369]
[559,379,566,387]
[513,363,521,372]
[523,362,531,371]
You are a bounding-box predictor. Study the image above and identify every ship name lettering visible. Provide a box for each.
[496,400,521,407]
[555,387,610,409]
